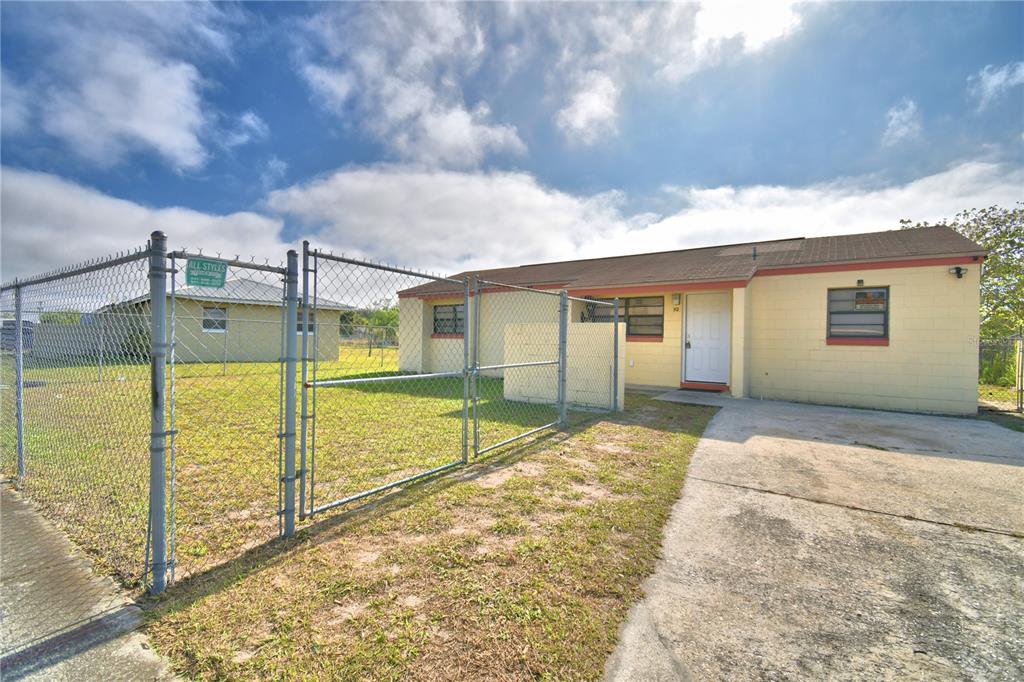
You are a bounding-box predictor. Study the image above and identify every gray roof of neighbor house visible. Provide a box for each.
[400,225,986,297]
[119,277,353,310]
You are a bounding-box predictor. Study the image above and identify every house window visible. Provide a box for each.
[827,288,888,340]
[202,306,227,332]
[297,311,316,333]
[433,304,464,335]
[339,311,357,338]
[583,296,664,337]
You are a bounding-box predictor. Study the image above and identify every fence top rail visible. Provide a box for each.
[568,294,615,306]
[477,278,566,298]
[309,249,464,284]
[475,279,615,306]
[168,250,286,275]
[1,245,151,293]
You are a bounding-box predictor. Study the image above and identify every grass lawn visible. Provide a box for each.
[144,393,714,680]
[2,344,716,678]
[0,346,598,584]
[977,384,1023,433]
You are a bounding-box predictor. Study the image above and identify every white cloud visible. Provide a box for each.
[297,3,524,168]
[968,61,1024,111]
[628,161,1024,256]
[539,2,804,143]
[295,3,806,158]
[223,111,270,149]
[260,156,288,192]
[265,165,630,274]
[4,159,1021,283]
[692,1,802,59]
[3,3,254,171]
[557,72,620,144]
[266,159,1023,275]
[41,41,209,170]
[882,98,922,147]
[0,166,286,281]
[1,69,31,135]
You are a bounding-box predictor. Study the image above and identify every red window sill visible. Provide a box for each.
[826,337,889,346]
[627,335,663,343]
[431,333,464,339]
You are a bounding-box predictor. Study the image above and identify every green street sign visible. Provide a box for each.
[186,258,228,288]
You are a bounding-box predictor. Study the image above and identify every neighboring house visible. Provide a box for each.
[49,277,353,365]
[399,226,985,415]
[138,277,352,363]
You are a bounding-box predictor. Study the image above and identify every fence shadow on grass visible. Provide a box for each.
[318,374,604,432]
[138,393,712,630]
[139,405,640,621]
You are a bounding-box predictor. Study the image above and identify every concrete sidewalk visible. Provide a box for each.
[0,487,172,681]
[606,393,1024,681]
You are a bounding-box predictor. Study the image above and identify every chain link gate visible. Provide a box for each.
[164,248,298,581]
[300,244,621,519]
[301,246,470,517]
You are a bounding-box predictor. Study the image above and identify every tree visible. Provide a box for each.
[39,310,81,324]
[901,203,1023,337]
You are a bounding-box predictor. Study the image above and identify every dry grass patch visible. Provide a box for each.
[144,394,715,680]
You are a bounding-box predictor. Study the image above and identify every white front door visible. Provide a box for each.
[684,292,731,384]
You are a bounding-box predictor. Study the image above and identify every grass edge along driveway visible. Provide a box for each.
[144,394,715,681]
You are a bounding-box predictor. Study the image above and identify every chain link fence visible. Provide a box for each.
[978,336,1023,413]
[0,234,622,646]
[300,245,623,521]
[0,248,153,585]
[0,247,157,670]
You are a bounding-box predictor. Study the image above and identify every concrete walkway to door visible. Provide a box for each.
[605,392,1024,681]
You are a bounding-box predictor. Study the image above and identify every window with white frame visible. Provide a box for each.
[202,306,227,332]
[827,287,888,338]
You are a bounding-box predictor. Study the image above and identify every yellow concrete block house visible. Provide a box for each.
[399,226,985,415]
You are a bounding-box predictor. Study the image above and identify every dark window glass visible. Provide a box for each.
[433,304,465,334]
[827,287,888,338]
[582,296,664,336]
[297,312,316,333]
[202,306,227,332]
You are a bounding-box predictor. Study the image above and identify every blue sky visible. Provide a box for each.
[2,1,1022,279]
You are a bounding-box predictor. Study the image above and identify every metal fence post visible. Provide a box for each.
[472,275,481,456]
[1017,334,1023,413]
[282,250,299,537]
[299,241,310,520]
[462,277,470,464]
[612,297,620,412]
[558,289,568,425]
[147,231,168,594]
[14,283,25,481]
[97,313,104,382]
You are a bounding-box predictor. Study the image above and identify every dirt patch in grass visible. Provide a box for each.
[143,394,715,680]
[473,460,547,488]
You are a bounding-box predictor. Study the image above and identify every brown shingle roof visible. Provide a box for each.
[401,226,984,297]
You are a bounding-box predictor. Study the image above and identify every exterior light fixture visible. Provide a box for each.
[672,293,681,305]
[950,266,968,279]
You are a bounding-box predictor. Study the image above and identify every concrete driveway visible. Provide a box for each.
[606,393,1024,681]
